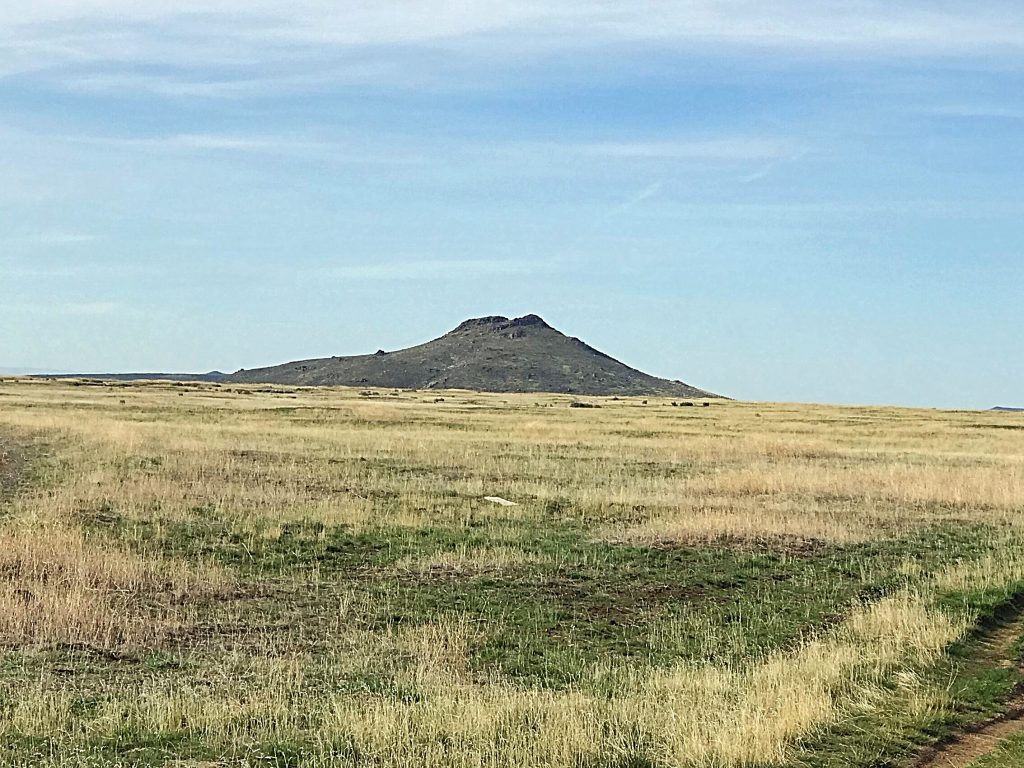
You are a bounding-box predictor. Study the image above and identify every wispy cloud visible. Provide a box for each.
[4,267,78,278]
[55,131,425,164]
[919,104,1024,120]
[315,259,556,282]
[32,127,794,168]
[577,138,797,162]
[2,301,121,317]
[170,134,278,151]
[3,258,167,279]
[36,232,97,245]
[5,2,1023,54]
[2,2,1022,94]
[474,136,807,177]
[63,301,120,316]
[612,182,663,215]
[1,232,98,247]
[57,64,406,98]
[739,147,811,184]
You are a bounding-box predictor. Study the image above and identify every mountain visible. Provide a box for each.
[229,314,719,397]
[991,406,1024,412]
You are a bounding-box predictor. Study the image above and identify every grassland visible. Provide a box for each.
[0,378,1022,767]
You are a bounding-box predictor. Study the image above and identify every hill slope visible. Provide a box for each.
[229,314,719,397]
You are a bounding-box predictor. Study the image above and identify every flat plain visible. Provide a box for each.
[1,378,1023,767]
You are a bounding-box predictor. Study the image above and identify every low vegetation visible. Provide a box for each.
[0,378,1022,766]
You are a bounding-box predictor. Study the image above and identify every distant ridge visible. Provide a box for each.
[229,314,720,397]
[991,406,1024,412]
[36,372,227,383]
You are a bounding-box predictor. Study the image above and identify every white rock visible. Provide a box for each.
[483,496,518,507]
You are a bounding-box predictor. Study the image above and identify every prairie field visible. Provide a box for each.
[1,378,1023,767]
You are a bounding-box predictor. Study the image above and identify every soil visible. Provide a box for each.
[911,615,1024,768]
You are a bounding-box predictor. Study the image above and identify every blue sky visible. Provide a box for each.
[1,2,1022,408]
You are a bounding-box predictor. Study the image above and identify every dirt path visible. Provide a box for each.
[911,617,1024,768]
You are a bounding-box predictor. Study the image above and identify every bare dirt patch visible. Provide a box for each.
[912,702,1024,767]
[911,616,1024,768]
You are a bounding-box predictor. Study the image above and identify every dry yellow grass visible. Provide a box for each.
[2,381,1020,545]
[0,378,1022,766]
[0,521,230,648]
[0,590,964,767]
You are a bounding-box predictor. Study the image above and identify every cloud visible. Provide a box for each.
[57,65,403,98]
[0,232,98,246]
[36,232,97,244]
[53,131,425,164]
[25,124,793,168]
[64,132,288,152]
[168,134,277,151]
[4,267,78,278]
[919,104,1024,120]
[1,2,1022,92]
[63,301,120,316]
[5,1,1023,54]
[577,138,797,162]
[316,259,556,281]
[2,301,121,316]
[612,182,663,214]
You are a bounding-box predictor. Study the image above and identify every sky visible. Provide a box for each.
[1,1,1022,408]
